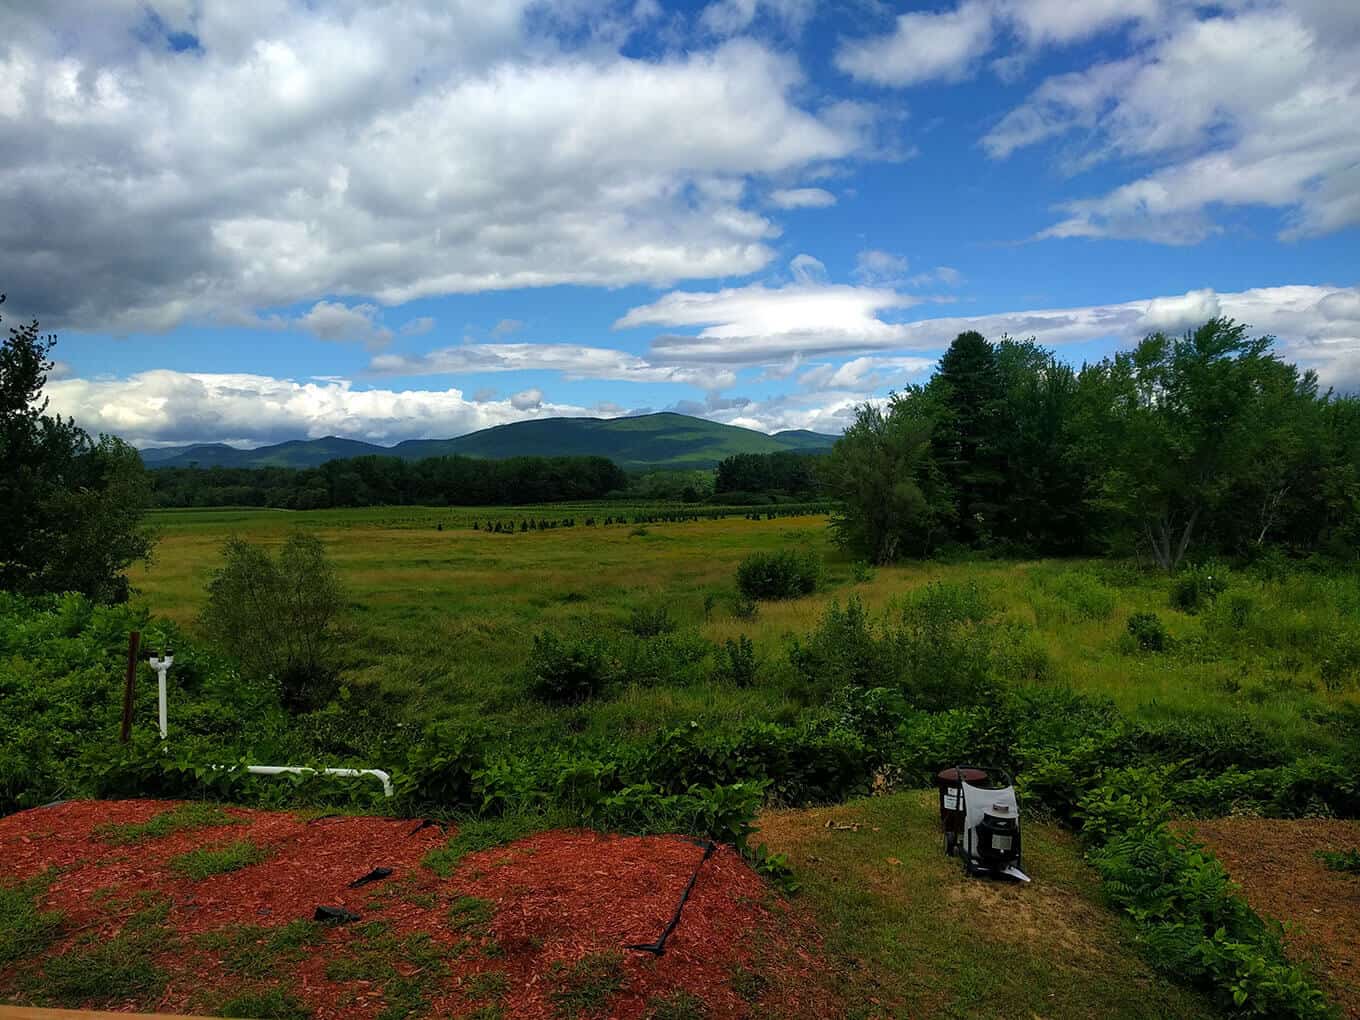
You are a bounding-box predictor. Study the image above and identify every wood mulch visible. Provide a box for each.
[0,800,836,1019]
[1175,817,1360,1020]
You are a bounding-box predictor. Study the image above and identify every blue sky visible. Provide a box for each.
[4,0,1357,447]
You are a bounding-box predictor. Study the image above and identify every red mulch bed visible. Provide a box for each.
[0,800,835,1019]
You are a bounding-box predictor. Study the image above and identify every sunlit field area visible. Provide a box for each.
[132,505,1360,757]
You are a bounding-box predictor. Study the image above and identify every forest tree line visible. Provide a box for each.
[148,453,630,508]
[713,450,823,499]
[824,319,1360,568]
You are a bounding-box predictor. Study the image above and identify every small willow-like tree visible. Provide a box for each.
[821,391,955,563]
[200,532,345,711]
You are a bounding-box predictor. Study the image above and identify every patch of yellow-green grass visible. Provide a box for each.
[755,791,1219,1020]
[0,869,65,968]
[130,507,1356,752]
[18,895,171,1010]
[95,802,238,845]
[169,839,270,880]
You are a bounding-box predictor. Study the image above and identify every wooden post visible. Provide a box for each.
[119,630,140,744]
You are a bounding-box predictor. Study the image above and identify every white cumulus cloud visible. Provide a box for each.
[43,370,593,447]
[769,187,837,209]
[985,4,1360,243]
[297,301,393,347]
[0,3,868,332]
[369,343,736,391]
[834,1,996,86]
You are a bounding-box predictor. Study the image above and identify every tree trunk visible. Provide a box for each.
[1256,485,1287,546]
[1170,505,1201,572]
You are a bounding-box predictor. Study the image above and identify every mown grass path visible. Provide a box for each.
[757,792,1220,1020]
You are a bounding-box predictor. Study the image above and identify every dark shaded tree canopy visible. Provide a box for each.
[0,294,155,601]
[824,320,1360,568]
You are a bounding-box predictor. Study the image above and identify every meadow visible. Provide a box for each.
[5,503,1358,1018]
[130,504,1360,760]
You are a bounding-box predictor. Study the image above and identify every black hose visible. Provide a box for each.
[625,839,716,957]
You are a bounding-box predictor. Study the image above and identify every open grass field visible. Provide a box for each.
[131,504,1360,756]
[7,504,1358,1018]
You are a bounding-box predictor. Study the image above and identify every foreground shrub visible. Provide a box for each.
[789,597,883,693]
[615,630,710,688]
[713,635,758,687]
[641,720,871,807]
[1050,570,1118,620]
[626,605,676,637]
[1319,627,1360,691]
[397,723,488,813]
[526,631,615,704]
[791,587,998,711]
[735,549,821,600]
[1126,612,1169,652]
[1128,712,1290,773]
[1170,564,1228,614]
[199,533,345,711]
[1082,769,1333,1020]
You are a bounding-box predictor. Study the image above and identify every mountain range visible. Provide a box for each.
[138,412,839,472]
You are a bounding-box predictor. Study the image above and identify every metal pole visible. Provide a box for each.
[119,631,140,743]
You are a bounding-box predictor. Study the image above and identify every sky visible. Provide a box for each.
[3,0,1358,449]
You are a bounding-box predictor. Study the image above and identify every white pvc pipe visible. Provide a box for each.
[236,764,394,798]
[149,654,173,739]
[151,654,393,799]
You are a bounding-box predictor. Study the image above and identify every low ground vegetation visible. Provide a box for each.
[4,509,1360,1016]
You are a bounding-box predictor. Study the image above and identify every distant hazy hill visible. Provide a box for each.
[142,412,838,472]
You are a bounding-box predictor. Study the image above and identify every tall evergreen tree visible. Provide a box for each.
[928,331,1005,546]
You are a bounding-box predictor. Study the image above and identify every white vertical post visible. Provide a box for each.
[149,654,173,739]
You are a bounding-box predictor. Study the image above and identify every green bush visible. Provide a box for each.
[199,533,345,711]
[397,723,488,813]
[790,587,999,711]
[640,720,871,807]
[713,635,757,687]
[627,605,677,637]
[1043,570,1117,621]
[735,549,821,600]
[526,630,615,704]
[615,630,711,688]
[789,597,883,692]
[1129,713,1291,772]
[1316,848,1360,875]
[1170,564,1228,614]
[1318,628,1360,691]
[1127,612,1169,652]
[891,584,998,711]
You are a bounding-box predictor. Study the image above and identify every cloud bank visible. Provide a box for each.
[0,2,867,332]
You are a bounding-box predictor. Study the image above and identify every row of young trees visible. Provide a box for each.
[150,453,629,508]
[824,319,1360,568]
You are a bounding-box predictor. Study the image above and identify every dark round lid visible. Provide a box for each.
[936,767,988,784]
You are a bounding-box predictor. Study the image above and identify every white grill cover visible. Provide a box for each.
[961,781,1019,839]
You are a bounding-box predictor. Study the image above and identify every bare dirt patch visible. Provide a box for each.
[1176,817,1360,1019]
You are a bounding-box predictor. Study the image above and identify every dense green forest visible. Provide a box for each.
[147,451,830,509]
[826,320,1360,568]
[713,450,824,498]
[148,453,630,508]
